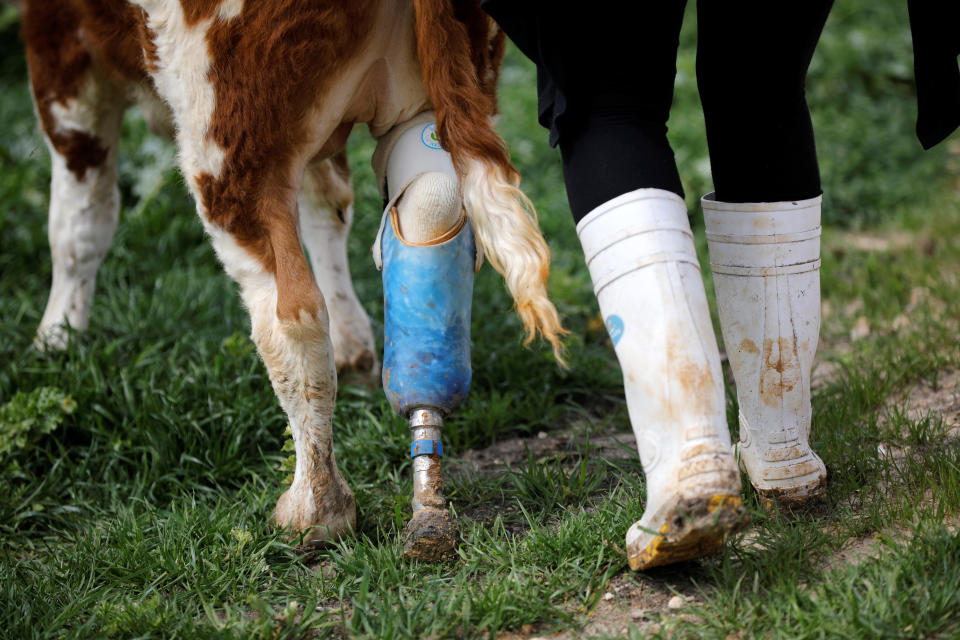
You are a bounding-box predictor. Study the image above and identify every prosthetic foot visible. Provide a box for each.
[577,189,746,570]
[374,113,479,561]
[703,194,827,509]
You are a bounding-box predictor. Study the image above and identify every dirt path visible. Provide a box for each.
[472,367,960,638]
[886,368,960,437]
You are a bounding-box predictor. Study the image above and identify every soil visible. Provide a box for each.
[454,431,638,478]
[313,323,959,637]
[496,571,707,640]
[484,368,960,637]
[886,368,960,438]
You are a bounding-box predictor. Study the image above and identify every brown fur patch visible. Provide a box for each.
[180,0,223,26]
[272,205,322,322]
[69,0,150,86]
[23,0,153,179]
[23,0,101,180]
[452,2,504,104]
[413,0,513,175]
[139,17,161,73]
[193,2,370,320]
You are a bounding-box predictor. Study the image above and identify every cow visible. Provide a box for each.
[20,0,565,554]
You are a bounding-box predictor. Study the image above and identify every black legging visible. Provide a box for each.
[483,1,835,222]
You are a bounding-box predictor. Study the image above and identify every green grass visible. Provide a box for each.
[2,1,960,638]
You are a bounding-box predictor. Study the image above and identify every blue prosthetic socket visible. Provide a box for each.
[380,209,475,417]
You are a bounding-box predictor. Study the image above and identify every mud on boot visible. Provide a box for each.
[628,494,747,571]
[626,423,747,570]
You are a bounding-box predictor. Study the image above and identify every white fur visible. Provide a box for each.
[216,0,244,21]
[36,73,124,349]
[205,222,355,542]
[133,0,360,540]
[298,169,377,378]
[131,1,226,202]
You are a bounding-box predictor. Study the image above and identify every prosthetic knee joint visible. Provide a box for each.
[373,112,481,559]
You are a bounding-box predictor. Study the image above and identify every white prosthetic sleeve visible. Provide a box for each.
[372,111,481,266]
[703,194,827,505]
[395,171,461,243]
[578,189,743,570]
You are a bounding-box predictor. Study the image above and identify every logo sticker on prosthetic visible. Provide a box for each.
[421,123,442,150]
[606,315,625,346]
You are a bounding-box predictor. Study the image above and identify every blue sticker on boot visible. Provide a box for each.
[606,315,624,346]
[421,123,442,149]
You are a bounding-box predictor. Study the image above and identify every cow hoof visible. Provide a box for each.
[336,349,380,388]
[34,326,69,352]
[275,481,357,546]
[402,508,458,561]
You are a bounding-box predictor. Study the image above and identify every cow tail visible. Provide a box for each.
[412,0,567,364]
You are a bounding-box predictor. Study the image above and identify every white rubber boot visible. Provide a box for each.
[578,188,746,571]
[703,193,827,508]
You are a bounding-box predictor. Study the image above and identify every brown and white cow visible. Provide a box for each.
[22,0,565,546]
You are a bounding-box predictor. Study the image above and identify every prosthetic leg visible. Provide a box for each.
[373,113,480,560]
[703,194,827,508]
[577,189,746,570]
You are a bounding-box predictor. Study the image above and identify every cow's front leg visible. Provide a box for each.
[25,18,125,349]
[204,208,356,544]
[373,113,478,560]
[298,153,378,383]
[131,0,364,542]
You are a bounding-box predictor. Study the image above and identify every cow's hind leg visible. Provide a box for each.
[204,197,356,544]
[298,153,378,384]
[374,115,476,560]
[26,25,124,349]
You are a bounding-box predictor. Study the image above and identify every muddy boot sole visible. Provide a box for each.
[756,477,828,515]
[753,458,827,514]
[627,495,748,571]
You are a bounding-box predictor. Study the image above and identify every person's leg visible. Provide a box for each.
[697,1,834,507]
[554,2,688,222]
[697,1,833,203]
[559,105,684,223]
[578,189,745,570]
[547,2,746,569]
